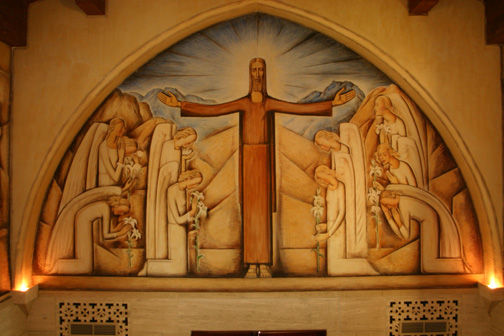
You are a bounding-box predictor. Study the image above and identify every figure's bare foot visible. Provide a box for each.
[244,264,258,278]
[258,265,272,278]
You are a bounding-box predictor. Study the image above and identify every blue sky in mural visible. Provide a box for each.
[119,13,393,137]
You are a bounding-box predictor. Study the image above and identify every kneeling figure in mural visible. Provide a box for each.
[380,185,467,274]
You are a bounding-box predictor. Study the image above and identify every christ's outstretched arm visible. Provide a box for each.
[158,91,247,117]
[266,87,356,116]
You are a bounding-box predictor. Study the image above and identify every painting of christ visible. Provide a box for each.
[33,13,483,280]
[157,58,355,277]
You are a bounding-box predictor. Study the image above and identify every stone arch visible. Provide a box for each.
[15,0,501,287]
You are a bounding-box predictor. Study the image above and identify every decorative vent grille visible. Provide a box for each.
[389,300,458,336]
[70,323,116,335]
[58,302,128,336]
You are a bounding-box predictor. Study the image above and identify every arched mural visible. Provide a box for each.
[33,13,483,279]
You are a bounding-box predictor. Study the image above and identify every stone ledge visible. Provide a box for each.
[32,273,484,292]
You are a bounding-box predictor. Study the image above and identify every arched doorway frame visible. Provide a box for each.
[14,0,502,288]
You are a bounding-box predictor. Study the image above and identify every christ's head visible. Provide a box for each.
[249,58,266,95]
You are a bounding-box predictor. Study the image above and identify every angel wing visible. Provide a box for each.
[339,123,368,258]
[397,136,425,188]
[145,123,178,259]
[58,122,108,214]
[387,92,428,186]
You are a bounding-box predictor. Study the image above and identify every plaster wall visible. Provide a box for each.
[23,288,493,336]
[3,1,503,334]
[0,296,27,336]
[490,298,504,335]
[9,0,502,283]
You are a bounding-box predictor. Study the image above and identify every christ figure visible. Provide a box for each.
[158,58,356,278]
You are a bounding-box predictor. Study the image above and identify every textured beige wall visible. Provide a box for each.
[24,288,492,336]
[9,0,502,283]
[0,297,26,336]
[4,1,503,334]
[490,300,504,335]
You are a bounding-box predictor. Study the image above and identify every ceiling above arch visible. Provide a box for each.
[0,0,502,46]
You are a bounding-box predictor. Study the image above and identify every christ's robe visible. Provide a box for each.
[181,95,332,264]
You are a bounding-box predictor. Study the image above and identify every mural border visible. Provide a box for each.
[14,0,501,290]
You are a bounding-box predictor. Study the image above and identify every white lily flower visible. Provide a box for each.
[375,123,384,135]
[371,205,381,216]
[125,163,142,179]
[375,123,391,135]
[369,164,383,179]
[124,163,134,177]
[130,228,142,240]
[132,163,142,175]
[197,201,208,218]
[123,217,137,229]
[124,156,134,166]
[311,205,324,218]
[182,148,193,156]
[191,190,205,201]
[367,188,381,205]
[313,194,324,207]
[313,188,324,207]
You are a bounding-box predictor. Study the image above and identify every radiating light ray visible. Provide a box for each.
[119,13,391,102]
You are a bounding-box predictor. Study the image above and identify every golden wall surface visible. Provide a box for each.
[12,0,502,286]
[1,0,503,335]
